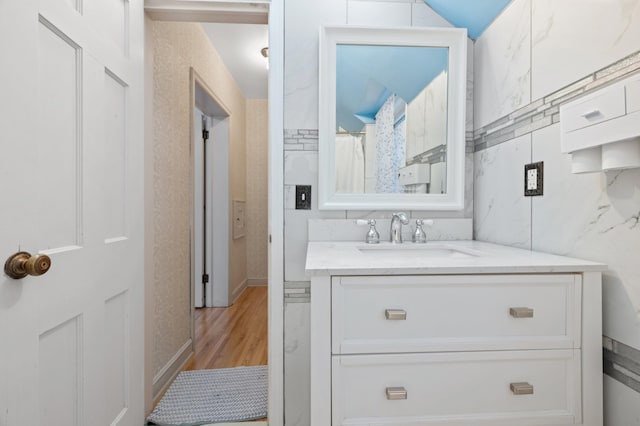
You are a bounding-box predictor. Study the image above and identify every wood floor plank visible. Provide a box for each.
[184,286,268,371]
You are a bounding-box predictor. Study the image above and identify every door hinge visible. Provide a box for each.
[202,129,209,141]
[202,273,209,284]
[268,234,272,243]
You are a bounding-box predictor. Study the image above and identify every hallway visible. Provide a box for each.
[184,286,268,371]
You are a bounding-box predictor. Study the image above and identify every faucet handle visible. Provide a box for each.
[355,219,380,244]
[413,219,433,244]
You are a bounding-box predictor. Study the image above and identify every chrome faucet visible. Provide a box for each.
[390,212,409,244]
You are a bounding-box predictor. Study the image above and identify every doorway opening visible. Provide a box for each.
[192,80,230,309]
[181,50,268,423]
[145,2,283,423]
[188,76,268,372]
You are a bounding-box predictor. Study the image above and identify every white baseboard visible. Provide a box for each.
[248,278,268,286]
[231,278,248,304]
[152,339,193,402]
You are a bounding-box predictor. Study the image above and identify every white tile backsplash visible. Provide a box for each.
[474,0,531,129]
[531,0,640,100]
[308,218,472,242]
[473,134,532,249]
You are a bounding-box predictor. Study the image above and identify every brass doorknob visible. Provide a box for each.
[4,251,51,279]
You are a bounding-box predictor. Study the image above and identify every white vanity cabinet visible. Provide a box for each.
[307,241,605,426]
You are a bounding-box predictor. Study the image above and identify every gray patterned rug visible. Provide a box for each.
[146,366,268,426]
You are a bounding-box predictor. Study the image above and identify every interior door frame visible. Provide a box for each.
[192,74,232,310]
[144,1,284,424]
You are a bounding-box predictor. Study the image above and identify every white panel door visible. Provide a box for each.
[0,1,144,425]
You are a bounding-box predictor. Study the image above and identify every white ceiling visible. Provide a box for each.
[201,23,269,99]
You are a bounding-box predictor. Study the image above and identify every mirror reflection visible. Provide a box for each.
[335,44,449,195]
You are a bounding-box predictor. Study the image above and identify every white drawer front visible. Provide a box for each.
[626,76,640,114]
[332,350,581,426]
[561,84,625,133]
[332,275,580,354]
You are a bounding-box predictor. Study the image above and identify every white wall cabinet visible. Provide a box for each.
[560,73,640,173]
[310,272,602,426]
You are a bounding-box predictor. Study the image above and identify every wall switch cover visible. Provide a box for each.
[296,185,311,209]
[524,162,544,196]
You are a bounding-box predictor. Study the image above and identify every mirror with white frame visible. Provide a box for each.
[318,26,467,210]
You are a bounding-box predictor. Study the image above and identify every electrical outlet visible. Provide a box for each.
[296,185,311,209]
[527,169,537,190]
[524,162,544,196]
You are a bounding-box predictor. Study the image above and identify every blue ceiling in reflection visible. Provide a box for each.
[335,1,513,131]
[423,0,513,39]
[336,45,448,132]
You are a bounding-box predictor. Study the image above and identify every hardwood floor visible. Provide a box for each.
[183,286,268,371]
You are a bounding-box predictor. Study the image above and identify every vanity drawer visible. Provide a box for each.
[562,84,625,133]
[332,274,580,354]
[626,76,640,114]
[332,350,581,426]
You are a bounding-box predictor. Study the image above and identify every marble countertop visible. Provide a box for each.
[305,240,607,276]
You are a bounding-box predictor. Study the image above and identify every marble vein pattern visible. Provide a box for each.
[473,134,532,249]
[474,50,640,153]
[284,0,347,130]
[531,0,640,100]
[284,303,311,426]
[466,38,475,134]
[531,124,640,348]
[474,0,531,129]
[284,151,345,282]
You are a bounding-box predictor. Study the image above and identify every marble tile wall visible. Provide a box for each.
[284,302,311,425]
[282,1,475,424]
[283,0,476,276]
[531,0,640,100]
[474,0,531,129]
[473,0,640,418]
[473,134,532,249]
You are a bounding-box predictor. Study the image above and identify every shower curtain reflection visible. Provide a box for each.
[335,134,365,193]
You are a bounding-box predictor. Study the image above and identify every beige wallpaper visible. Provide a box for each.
[149,20,247,379]
[246,99,269,283]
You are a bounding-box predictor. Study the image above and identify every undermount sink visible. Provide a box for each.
[357,244,480,259]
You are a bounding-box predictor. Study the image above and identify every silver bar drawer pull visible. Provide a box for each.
[510,382,534,395]
[581,109,601,119]
[386,387,408,400]
[385,309,407,320]
[509,307,534,318]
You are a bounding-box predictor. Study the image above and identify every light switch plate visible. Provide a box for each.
[524,162,543,196]
[296,185,311,209]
